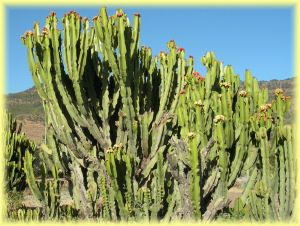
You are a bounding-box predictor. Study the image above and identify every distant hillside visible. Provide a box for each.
[6,87,44,122]
[238,77,294,124]
[5,77,295,142]
[258,78,294,124]
[258,78,294,97]
[6,87,45,143]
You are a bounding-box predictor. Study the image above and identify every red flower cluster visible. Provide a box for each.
[41,27,48,36]
[177,47,185,52]
[281,95,291,100]
[23,30,33,36]
[166,40,176,49]
[179,90,186,94]
[192,72,205,81]
[134,12,141,17]
[116,12,124,17]
[64,10,81,19]
[21,30,34,39]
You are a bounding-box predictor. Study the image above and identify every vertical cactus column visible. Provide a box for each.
[21,7,184,220]
[4,111,36,192]
[172,51,295,221]
[21,7,295,221]
[239,88,295,221]
[23,149,62,219]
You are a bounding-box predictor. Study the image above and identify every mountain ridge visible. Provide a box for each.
[5,77,295,143]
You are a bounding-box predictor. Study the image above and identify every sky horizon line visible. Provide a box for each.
[6,6,294,94]
[6,76,295,95]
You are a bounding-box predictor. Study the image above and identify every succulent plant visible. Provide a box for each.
[19,7,295,222]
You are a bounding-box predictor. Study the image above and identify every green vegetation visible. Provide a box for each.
[5,79,294,125]
[4,111,36,217]
[4,111,36,192]
[4,6,295,222]
[173,53,295,221]
[6,87,44,122]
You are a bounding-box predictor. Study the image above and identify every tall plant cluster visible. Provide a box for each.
[7,7,295,222]
[174,53,295,221]
[3,111,36,217]
[4,111,36,192]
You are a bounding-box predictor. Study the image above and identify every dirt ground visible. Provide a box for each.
[18,119,45,143]
[18,120,244,209]
[228,185,244,208]
[22,180,73,207]
[22,180,244,208]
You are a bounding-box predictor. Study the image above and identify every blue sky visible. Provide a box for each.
[6,5,294,94]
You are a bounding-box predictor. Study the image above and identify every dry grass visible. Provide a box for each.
[18,119,45,144]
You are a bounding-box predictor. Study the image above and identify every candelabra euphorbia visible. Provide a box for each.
[20,7,295,222]
[21,7,186,220]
